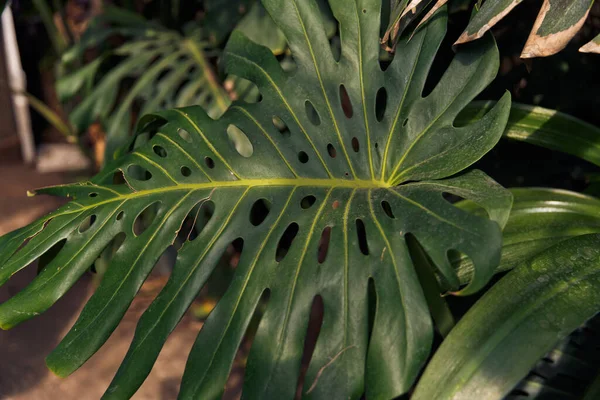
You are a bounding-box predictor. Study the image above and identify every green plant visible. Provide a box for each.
[2,1,600,399]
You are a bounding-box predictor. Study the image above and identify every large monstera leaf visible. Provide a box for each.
[0,1,511,399]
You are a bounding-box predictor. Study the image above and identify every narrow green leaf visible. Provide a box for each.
[458,101,600,167]
[414,233,600,400]
[453,188,600,288]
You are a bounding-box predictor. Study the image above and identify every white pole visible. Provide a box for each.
[2,5,36,164]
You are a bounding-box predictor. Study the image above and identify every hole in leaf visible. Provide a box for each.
[205,156,215,169]
[375,87,387,121]
[381,201,395,219]
[112,170,126,185]
[352,137,360,152]
[301,195,316,209]
[116,211,124,221]
[223,288,271,399]
[133,201,161,237]
[356,219,369,255]
[153,145,167,158]
[272,116,290,137]
[367,278,376,344]
[194,238,244,320]
[339,84,353,118]
[89,192,98,198]
[317,227,332,264]
[298,151,309,164]
[402,118,408,127]
[79,214,97,233]
[305,101,321,126]
[180,166,192,177]
[296,294,325,395]
[276,222,299,262]
[127,165,152,181]
[442,192,466,204]
[227,124,254,157]
[91,232,127,276]
[37,238,67,275]
[178,128,192,143]
[250,198,271,227]
[188,200,215,242]
[327,144,337,158]
[329,35,341,62]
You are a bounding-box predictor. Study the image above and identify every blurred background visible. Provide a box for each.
[0,0,598,399]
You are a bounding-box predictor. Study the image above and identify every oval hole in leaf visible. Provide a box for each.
[317,226,332,264]
[127,165,152,181]
[178,128,192,143]
[376,87,387,121]
[339,84,353,118]
[112,169,126,185]
[37,238,67,275]
[189,200,215,242]
[327,144,337,158]
[79,214,97,233]
[276,222,299,262]
[272,116,290,137]
[180,166,192,177]
[91,232,127,275]
[356,218,369,255]
[133,201,161,237]
[298,151,309,164]
[381,201,395,219]
[250,198,271,227]
[89,192,98,198]
[204,156,215,169]
[301,195,316,209]
[226,124,254,158]
[442,192,465,204]
[305,101,321,126]
[153,145,167,158]
[296,294,325,394]
[352,137,360,152]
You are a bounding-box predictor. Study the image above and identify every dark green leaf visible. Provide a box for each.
[0,3,510,399]
[414,233,600,400]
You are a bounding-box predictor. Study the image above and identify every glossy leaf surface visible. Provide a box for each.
[0,2,511,399]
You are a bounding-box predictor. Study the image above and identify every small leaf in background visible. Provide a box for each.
[458,101,600,167]
[521,0,594,58]
[455,0,526,45]
[580,32,600,53]
[413,233,600,400]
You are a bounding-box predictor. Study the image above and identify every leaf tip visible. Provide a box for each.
[27,190,37,197]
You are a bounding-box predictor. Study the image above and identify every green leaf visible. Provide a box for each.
[453,188,600,289]
[456,0,595,58]
[580,32,600,54]
[234,3,287,55]
[458,101,600,167]
[413,233,600,400]
[58,6,230,161]
[0,3,511,399]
